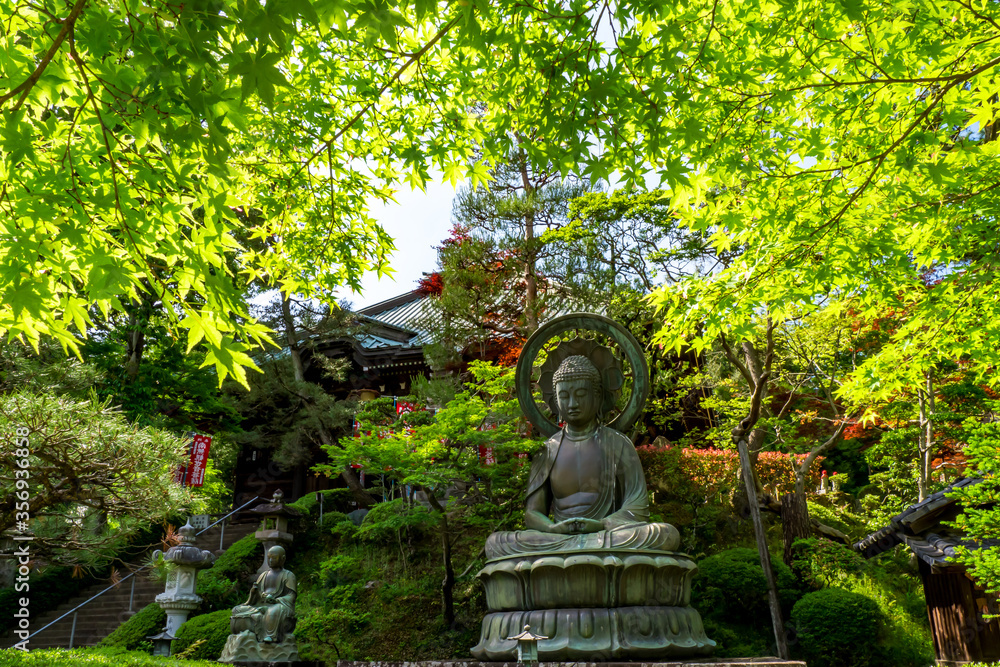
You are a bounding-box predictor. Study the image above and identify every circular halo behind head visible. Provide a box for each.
[516,313,649,438]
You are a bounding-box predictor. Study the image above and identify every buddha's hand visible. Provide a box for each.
[551,518,604,534]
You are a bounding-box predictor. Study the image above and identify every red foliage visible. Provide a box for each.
[843,416,880,441]
[438,223,472,248]
[416,271,444,296]
[638,445,825,501]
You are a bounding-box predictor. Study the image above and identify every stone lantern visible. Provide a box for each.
[250,489,302,575]
[508,624,547,666]
[147,629,176,656]
[153,519,216,645]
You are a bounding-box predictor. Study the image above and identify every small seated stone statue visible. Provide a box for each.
[219,545,300,663]
[485,355,679,559]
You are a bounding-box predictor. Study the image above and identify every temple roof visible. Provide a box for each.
[854,477,995,571]
[358,290,439,347]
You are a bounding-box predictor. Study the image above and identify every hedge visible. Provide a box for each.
[97,603,165,650]
[790,587,886,667]
[172,610,232,660]
[692,547,804,623]
[196,534,260,609]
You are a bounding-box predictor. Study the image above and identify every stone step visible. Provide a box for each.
[2,519,260,649]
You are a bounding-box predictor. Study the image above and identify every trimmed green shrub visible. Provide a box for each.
[196,534,260,608]
[693,547,804,622]
[206,534,260,582]
[97,602,165,650]
[790,587,886,667]
[0,647,217,666]
[173,609,232,660]
[701,619,769,658]
[288,488,355,514]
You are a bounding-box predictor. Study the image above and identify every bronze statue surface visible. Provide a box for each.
[486,355,678,559]
[219,545,300,663]
[471,313,714,661]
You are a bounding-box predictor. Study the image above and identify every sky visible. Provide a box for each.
[338,178,460,310]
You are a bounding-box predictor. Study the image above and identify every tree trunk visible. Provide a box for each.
[740,339,770,464]
[517,153,538,334]
[916,371,935,502]
[280,296,306,383]
[780,492,811,566]
[424,489,456,627]
[737,436,789,659]
[125,328,144,380]
[784,421,846,563]
[720,330,773,503]
[731,368,789,660]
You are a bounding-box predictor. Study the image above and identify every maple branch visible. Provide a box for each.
[719,331,754,388]
[0,0,88,111]
[297,16,460,177]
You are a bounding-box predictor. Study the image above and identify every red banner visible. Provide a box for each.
[479,445,496,465]
[173,462,188,485]
[396,400,418,415]
[187,434,212,487]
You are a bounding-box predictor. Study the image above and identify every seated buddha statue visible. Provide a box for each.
[229,545,297,643]
[485,355,679,560]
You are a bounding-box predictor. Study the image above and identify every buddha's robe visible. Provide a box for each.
[231,568,297,642]
[485,426,679,559]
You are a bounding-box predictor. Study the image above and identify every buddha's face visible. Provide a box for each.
[267,548,285,569]
[555,378,600,430]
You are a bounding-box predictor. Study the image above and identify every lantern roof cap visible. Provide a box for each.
[249,489,302,517]
[508,624,547,641]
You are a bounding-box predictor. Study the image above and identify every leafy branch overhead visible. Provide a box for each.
[4,0,1000,395]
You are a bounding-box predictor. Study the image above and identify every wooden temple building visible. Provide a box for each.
[855,477,1000,665]
[231,290,439,506]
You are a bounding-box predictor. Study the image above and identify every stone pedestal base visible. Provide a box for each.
[219,629,301,663]
[473,549,714,661]
[156,597,200,637]
[471,606,715,661]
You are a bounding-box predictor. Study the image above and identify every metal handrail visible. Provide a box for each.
[24,495,261,643]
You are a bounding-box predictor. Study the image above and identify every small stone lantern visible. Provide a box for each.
[152,519,216,647]
[508,624,547,665]
[147,628,176,656]
[250,489,302,574]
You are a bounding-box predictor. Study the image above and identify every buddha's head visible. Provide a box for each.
[553,355,602,432]
[267,545,286,570]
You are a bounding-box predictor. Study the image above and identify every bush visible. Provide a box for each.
[97,603,165,651]
[807,500,865,538]
[0,647,217,666]
[196,534,260,609]
[638,445,824,501]
[693,547,804,623]
[206,534,260,582]
[790,538,866,587]
[790,587,886,667]
[287,488,355,515]
[173,609,232,660]
[701,619,769,658]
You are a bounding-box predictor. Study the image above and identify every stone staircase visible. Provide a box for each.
[3,519,258,649]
